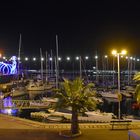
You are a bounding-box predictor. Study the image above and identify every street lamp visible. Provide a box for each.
[112,49,127,120]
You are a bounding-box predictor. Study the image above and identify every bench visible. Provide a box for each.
[110,120,132,130]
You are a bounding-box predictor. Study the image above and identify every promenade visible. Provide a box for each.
[0,114,140,140]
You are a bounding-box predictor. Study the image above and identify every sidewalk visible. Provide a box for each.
[1,114,140,129]
[0,114,138,140]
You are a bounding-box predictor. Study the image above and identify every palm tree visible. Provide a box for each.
[133,72,140,82]
[133,72,140,103]
[132,72,140,117]
[55,77,97,135]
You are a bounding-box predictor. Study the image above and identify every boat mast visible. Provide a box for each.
[18,34,21,80]
[40,48,43,82]
[55,57,58,88]
[45,51,48,82]
[56,35,59,88]
[50,49,53,77]
[79,56,82,79]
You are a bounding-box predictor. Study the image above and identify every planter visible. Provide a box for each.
[59,130,82,138]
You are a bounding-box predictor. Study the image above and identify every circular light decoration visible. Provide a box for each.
[0,56,17,75]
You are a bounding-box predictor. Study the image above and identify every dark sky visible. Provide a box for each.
[0,0,140,57]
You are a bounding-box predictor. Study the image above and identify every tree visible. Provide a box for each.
[133,72,140,103]
[133,72,140,82]
[55,78,97,135]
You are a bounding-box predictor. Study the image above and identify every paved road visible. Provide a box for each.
[0,114,38,129]
[0,114,138,140]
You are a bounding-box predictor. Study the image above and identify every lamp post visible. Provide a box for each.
[112,50,127,120]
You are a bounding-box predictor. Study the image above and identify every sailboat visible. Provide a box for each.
[9,34,28,96]
[26,79,45,91]
[26,48,45,91]
[26,49,53,91]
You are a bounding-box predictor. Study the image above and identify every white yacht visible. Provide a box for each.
[26,80,45,91]
[26,80,53,91]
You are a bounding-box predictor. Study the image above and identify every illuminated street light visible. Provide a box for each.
[111,49,127,120]
[25,57,28,61]
[41,57,44,61]
[66,57,70,61]
[3,56,6,60]
[58,57,61,61]
[49,57,52,61]
[33,57,36,61]
[95,55,98,59]
[17,57,20,60]
[85,56,89,60]
[76,56,79,60]
[126,56,128,59]
[121,50,127,55]
[137,59,140,62]
[104,55,108,58]
[112,50,117,55]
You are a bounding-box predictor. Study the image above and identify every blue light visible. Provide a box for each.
[0,56,17,75]
[1,96,17,115]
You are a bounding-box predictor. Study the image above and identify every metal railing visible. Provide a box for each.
[0,100,53,109]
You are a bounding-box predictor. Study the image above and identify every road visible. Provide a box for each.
[0,114,137,140]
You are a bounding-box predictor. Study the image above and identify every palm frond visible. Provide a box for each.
[133,72,140,81]
[54,77,97,112]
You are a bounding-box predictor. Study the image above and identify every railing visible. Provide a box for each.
[0,100,53,109]
[110,120,132,130]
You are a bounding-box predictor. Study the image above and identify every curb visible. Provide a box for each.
[0,114,140,129]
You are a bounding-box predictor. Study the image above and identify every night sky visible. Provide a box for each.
[0,0,140,57]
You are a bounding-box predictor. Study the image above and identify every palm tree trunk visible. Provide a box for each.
[71,106,79,134]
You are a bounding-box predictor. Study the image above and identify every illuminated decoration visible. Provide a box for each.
[1,96,17,115]
[0,56,17,75]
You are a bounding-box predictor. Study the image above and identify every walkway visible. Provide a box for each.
[0,114,140,140]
